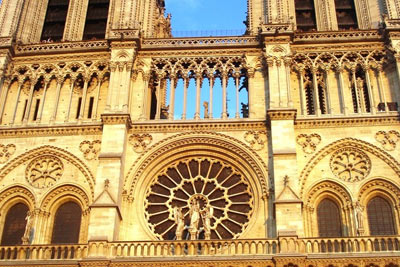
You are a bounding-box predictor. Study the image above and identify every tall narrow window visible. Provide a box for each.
[303,69,315,115]
[41,0,70,42]
[335,0,358,30]
[76,97,82,119]
[51,202,82,244]
[83,0,110,40]
[367,197,396,235]
[317,199,342,237]
[87,97,95,119]
[33,99,40,121]
[295,0,317,31]
[1,203,29,245]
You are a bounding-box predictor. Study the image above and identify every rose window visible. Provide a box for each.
[330,148,371,182]
[144,158,254,240]
[25,156,64,188]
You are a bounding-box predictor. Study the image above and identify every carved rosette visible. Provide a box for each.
[25,156,64,188]
[79,140,101,160]
[129,134,153,153]
[244,131,268,151]
[375,131,400,151]
[0,144,16,164]
[330,148,371,182]
[296,134,321,154]
[144,157,254,240]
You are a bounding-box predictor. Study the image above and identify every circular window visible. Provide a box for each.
[144,157,254,240]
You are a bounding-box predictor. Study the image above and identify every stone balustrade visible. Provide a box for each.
[0,236,399,261]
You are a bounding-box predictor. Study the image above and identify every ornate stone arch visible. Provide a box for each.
[300,138,400,197]
[123,131,269,240]
[124,131,269,199]
[303,181,353,237]
[0,145,95,199]
[39,184,90,244]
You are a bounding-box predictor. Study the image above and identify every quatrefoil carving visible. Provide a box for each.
[244,131,268,151]
[129,134,153,153]
[0,144,16,164]
[79,140,101,160]
[375,130,400,151]
[296,134,321,154]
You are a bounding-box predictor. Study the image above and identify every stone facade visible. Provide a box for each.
[0,0,398,266]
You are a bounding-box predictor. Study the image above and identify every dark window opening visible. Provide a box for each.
[51,202,82,244]
[295,0,317,31]
[41,0,70,42]
[304,70,315,115]
[33,99,40,121]
[87,97,94,119]
[335,0,358,30]
[83,0,110,40]
[21,100,28,121]
[76,97,82,119]
[317,199,342,237]
[1,203,29,246]
[367,197,396,235]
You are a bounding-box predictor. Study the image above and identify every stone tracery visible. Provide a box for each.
[144,157,254,240]
[330,148,371,182]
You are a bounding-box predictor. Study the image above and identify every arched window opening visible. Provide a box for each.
[367,197,396,235]
[303,69,315,115]
[41,0,70,42]
[335,0,358,30]
[295,0,317,32]
[83,0,110,40]
[317,199,342,237]
[51,202,82,244]
[1,203,29,246]
[349,66,371,114]
[316,71,328,114]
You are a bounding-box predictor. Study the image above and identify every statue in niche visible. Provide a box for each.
[22,211,33,244]
[203,101,209,119]
[355,201,364,235]
[189,200,200,240]
[173,207,185,240]
[201,205,214,239]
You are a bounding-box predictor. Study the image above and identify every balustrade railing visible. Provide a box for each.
[0,236,399,261]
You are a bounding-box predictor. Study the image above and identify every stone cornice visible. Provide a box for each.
[295,114,400,129]
[101,114,132,127]
[130,120,267,133]
[0,124,102,138]
[268,109,297,121]
[293,30,382,44]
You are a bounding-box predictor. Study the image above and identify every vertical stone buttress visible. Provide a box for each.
[87,41,136,241]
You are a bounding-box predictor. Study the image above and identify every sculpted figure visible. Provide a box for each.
[355,201,364,229]
[203,101,209,119]
[189,201,200,239]
[173,207,185,240]
[201,205,214,239]
[22,211,33,244]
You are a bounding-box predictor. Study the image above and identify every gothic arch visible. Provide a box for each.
[357,178,400,207]
[124,131,269,199]
[300,138,400,197]
[0,145,95,198]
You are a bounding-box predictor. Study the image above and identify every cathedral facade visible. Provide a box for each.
[0,0,399,266]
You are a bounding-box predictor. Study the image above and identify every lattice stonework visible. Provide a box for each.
[25,156,64,188]
[329,148,371,182]
[144,158,254,240]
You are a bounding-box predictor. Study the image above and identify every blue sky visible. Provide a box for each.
[165,0,247,35]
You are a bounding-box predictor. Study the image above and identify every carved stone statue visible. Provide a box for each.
[189,200,200,240]
[22,211,33,244]
[173,207,185,240]
[355,202,364,231]
[161,105,169,119]
[203,101,209,119]
[201,205,214,239]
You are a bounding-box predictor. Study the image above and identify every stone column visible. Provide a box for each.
[50,76,64,124]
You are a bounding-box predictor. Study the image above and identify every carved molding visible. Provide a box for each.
[330,148,371,183]
[375,130,400,151]
[128,134,152,153]
[0,124,102,138]
[79,140,101,160]
[244,131,268,151]
[25,156,64,189]
[304,180,352,207]
[0,144,16,163]
[300,138,400,197]
[295,115,400,129]
[0,185,35,208]
[296,134,321,154]
[268,109,297,121]
[41,184,90,211]
[101,114,132,126]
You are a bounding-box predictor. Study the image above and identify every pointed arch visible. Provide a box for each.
[300,138,400,197]
[0,145,95,198]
